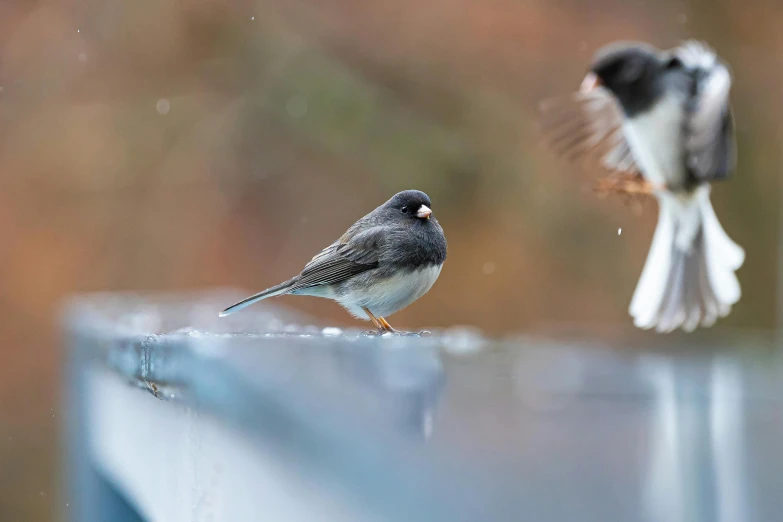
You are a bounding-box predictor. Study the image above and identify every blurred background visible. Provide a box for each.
[0,0,780,519]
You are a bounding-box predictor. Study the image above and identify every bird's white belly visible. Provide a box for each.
[622,93,686,187]
[342,265,443,319]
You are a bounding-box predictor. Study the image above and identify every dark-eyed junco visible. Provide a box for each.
[220,190,447,333]
[541,40,745,332]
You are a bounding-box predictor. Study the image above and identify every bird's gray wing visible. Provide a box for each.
[674,41,736,182]
[539,89,640,175]
[293,226,385,289]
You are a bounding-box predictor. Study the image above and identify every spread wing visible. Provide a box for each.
[539,89,640,175]
[291,226,385,289]
[675,40,736,182]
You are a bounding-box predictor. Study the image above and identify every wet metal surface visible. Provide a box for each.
[64,291,783,522]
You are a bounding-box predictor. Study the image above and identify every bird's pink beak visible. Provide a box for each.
[580,72,602,93]
[416,205,432,219]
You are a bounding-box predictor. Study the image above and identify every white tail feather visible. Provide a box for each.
[629,195,676,327]
[629,186,744,332]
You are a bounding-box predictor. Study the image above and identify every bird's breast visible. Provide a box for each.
[340,264,443,318]
[622,92,687,188]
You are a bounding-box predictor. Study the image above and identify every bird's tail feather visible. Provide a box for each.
[629,186,744,332]
[218,277,299,317]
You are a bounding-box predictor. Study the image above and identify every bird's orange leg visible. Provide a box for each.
[362,307,385,333]
[593,172,661,198]
[378,317,396,333]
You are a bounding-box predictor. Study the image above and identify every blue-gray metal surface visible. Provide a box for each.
[63,291,783,522]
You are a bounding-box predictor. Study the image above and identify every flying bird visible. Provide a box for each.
[541,40,745,332]
[220,190,447,334]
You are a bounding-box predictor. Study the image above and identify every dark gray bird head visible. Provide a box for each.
[582,41,677,116]
[382,190,435,223]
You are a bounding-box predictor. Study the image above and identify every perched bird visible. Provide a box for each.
[219,190,447,333]
[540,40,745,332]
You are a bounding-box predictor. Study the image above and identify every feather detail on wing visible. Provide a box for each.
[292,227,384,289]
[675,40,736,182]
[218,226,384,316]
[539,88,640,175]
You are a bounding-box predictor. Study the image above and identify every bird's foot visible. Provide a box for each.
[392,330,431,337]
[363,307,393,334]
[378,317,396,334]
[360,309,428,337]
[360,329,431,337]
[360,329,401,337]
[145,381,160,399]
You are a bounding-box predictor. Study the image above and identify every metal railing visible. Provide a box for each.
[63,291,783,522]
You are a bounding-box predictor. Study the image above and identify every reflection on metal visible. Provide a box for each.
[644,356,756,522]
[64,292,783,522]
[710,357,750,522]
[643,357,690,522]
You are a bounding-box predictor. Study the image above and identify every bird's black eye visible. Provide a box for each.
[665,56,682,70]
[401,206,409,214]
